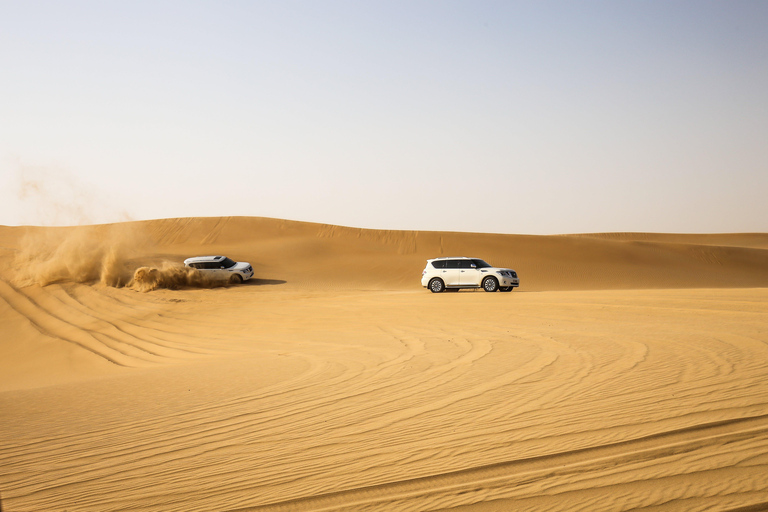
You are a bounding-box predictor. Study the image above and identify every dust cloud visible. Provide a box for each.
[8,163,224,291]
[13,163,131,227]
[12,225,229,292]
[127,263,223,292]
[12,225,142,288]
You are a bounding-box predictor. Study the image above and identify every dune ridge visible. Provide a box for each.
[123,217,768,290]
[1,217,767,511]
[3,217,765,291]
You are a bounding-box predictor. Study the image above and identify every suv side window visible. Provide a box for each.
[431,260,446,269]
[445,260,461,269]
[458,260,474,269]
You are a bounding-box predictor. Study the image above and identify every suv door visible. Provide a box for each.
[459,259,481,286]
[443,259,462,286]
[204,261,226,279]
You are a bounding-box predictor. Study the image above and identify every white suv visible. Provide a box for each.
[184,256,254,283]
[421,257,519,293]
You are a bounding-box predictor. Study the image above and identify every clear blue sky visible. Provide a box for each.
[1,0,766,234]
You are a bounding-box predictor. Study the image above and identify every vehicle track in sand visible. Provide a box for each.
[2,286,768,511]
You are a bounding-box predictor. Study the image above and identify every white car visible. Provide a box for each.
[183,256,254,283]
[421,257,519,293]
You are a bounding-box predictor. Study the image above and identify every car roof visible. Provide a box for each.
[427,256,476,261]
[184,255,226,263]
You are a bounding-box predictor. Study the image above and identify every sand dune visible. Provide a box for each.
[6,216,765,291]
[1,217,767,511]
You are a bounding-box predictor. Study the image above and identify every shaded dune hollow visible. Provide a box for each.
[1,217,767,512]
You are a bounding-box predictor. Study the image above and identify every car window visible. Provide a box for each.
[458,260,474,269]
[431,260,446,269]
[471,259,492,268]
[204,262,218,269]
[445,260,461,269]
[221,258,237,269]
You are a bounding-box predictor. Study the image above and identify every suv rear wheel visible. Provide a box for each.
[483,276,499,292]
[429,278,445,293]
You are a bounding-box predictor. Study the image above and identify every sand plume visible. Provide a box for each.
[127,263,223,292]
[11,225,140,287]
[9,220,239,291]
[7,162,137,287]
[11,162,131,227]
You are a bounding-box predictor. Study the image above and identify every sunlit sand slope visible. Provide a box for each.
[141,217,768,290]
[1,218,767,511]
[5,216,763,290]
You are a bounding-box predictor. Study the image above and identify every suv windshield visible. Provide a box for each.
[221,258,237,269]
[471,259,492,268]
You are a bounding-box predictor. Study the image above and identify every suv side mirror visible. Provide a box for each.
[471,264,476,268]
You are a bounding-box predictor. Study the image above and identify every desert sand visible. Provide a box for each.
[1,217,767,511]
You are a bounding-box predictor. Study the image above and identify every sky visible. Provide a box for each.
[1,0,767,234]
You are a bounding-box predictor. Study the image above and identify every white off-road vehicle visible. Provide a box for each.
[421,257,519,293]
[184,256,254,283]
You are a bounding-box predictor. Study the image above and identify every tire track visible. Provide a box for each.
[238,415,768,512]
[0,280,129,366]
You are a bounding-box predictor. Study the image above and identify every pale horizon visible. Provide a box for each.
[1,1,767,235]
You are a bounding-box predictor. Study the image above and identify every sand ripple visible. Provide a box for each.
[2,286,768,511]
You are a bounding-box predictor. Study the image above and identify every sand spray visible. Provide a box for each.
[12,224,224,291]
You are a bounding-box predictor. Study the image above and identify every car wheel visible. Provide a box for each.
[483,277,499,292]
[429,278,445,293]
[230,274,244,284]
[500,287,513,292]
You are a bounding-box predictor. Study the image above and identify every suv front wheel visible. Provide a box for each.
[483,277,499,292]
[429,278,445,293]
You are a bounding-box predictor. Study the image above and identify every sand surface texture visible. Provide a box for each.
[1,217,767,511]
